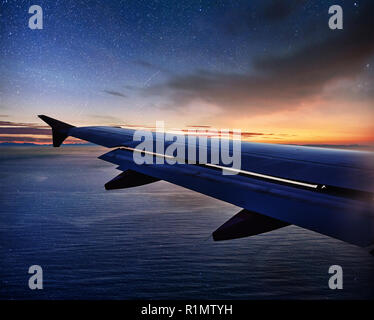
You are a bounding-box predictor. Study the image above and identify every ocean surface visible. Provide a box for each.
[0,146,373,299]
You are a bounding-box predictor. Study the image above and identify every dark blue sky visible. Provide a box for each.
[0,0,373,144]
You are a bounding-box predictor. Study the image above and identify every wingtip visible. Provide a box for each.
[38,115,53,124]
[38,114,55,123]
[37,115,75,128]
[37,115,75,147]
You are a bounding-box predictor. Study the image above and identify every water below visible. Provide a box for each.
[0,146,373,299]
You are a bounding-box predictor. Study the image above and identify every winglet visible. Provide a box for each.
[38,115,75,147]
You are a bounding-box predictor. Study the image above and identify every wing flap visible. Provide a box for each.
[105,170,160,190]
[212,209,290,241]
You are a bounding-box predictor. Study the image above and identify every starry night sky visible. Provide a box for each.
[0,0,373,145]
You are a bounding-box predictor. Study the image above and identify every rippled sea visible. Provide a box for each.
[0,146,373,299]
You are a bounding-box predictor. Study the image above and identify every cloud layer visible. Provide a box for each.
[143,1,374,115]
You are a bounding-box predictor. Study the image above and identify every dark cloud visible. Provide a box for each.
[0,120,52,136]
[0,127,51,135]
[0,119,85,144]
[103,90,127,98]
[262,0,306,22]
[0,120,30,127]
[0,136,52,143]
[0,136,82,144]
[186,125,212,128]
[0,120,47,128]
[134,60,157,70]
[241,132,266,137]
[124,85,137,90]
[134,60,171,74]
[222,0,305,35]
[144,2,374,115]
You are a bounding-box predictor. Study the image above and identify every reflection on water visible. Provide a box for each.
[0,147,373,299]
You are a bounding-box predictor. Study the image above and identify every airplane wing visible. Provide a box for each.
[38,115,374,249]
